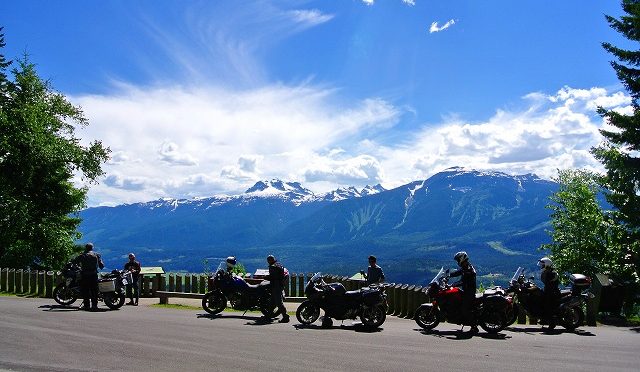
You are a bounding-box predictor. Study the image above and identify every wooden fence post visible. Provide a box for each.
[0,268,7,292]
[168,273,175,292]
[30,270,37,295]
[406,286,422,319]
[15,269,23,294]
[298,273,305,297]
[517,303,527,324]
[391,284,403,316]
[401,285,415,318]
[142,276,151,297]
[191,274,198,293]
[290,274,298,297]
[7,269,15,294]
[175,274,183,293]
[199,275,206,294]
[184,275,191,293]
[37,271,45,297]
[45,271,54,298]
[385,283,395,315]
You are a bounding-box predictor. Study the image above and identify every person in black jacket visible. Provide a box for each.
[449,251,478,333]
[538,256,560,326]
[266,255,289,323]
[124,253,141,306]
[362,255,385,286]
[73,243,104,311]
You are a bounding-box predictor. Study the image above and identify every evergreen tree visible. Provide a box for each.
[0,31,110,269]
[592,0,640,280]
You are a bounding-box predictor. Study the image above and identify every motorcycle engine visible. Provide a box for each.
[228,292,243,309]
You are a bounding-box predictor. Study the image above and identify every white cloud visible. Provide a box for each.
[76,83,629,206]
[287,9,334,27]
[158,141,199,166]
[429,19,456,33]
[362,0,375,5]
[402,0,416,6]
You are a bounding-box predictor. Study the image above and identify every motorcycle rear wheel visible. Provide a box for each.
[104,293,125,310]
[479,309,507,334]
[53,283,77,306]
[202,292,226,315]
[296,301,320,325]
[415,306,440,331]
[360,304,386,328]
[559,306,584,331]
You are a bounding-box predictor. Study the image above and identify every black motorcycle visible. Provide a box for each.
[504,267,593,330]
[414,267,510,334]
[295,272,389,329]
[53,263,130,310]
[201,261,279,317]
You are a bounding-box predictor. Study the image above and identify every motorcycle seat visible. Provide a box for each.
[344,290,361,298]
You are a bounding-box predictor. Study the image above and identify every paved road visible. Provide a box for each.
[0,296,638,372]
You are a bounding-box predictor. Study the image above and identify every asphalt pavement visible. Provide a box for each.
[0,296,639,372]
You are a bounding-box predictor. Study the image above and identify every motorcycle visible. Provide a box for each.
[53,263,131,310]
[414,267,510,334]
[201,261,280,317]
[504,267,593,330]
[295,272,389,329]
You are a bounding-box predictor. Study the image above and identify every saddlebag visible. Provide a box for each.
[98,279,116,293]
[569,274,591,296]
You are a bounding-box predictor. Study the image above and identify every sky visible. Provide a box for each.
[1,0,634,207]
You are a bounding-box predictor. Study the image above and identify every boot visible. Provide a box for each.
[279,314,290,323]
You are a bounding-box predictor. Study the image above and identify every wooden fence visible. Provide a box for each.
[0,267,577,324]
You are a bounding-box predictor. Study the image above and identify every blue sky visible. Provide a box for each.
[1,1,633,206]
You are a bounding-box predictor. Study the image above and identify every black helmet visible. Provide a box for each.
[454,251,469,266]
[226,256,237,269]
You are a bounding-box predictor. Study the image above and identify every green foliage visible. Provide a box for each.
[591,0,640,282]
[542,169,626,279]
[231,262,247,276]
[0,33,110,270]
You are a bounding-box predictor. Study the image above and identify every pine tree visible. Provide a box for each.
[592,0,640,279]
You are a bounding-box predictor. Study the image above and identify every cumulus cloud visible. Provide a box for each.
[303,155,384,185]
[221,155,263,181]
[107,151,130,165]
[158,141,198,166]
[429,19,456,33]
[402,0,416,5]
[103,174,147,191]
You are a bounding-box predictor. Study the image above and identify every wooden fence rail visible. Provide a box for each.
[0,267,593,325]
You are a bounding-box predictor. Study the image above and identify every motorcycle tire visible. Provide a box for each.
[202,292,226,315]
[104,293,125,310]
[479,309,507,334]
[505,303,519,327]
[295,301,320,325]
[559,306,584,331]
[53,283,77,306]
[415,306,440,331]
[360,304,386,328]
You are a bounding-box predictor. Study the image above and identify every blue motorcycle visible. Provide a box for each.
[201,261,280,317]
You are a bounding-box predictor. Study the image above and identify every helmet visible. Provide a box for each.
[454,251,469,266]
[226,256,237,269]
[538,257,553,270]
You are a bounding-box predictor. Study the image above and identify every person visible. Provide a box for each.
[225,256,237,274]
[73,243,104,311]
[266,255,289,323]
[124,253,141,306]
[449,251,478,333]
[362,255,385,286]
[538,256,560,326]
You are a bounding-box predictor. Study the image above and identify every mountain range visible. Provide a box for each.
[78,167,558,285]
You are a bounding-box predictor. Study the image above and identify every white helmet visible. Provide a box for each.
[538,257,553,270]
[226,256,237,269]
[454,251,469,266]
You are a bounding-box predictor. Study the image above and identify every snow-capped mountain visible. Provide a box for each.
[78,168,558,284]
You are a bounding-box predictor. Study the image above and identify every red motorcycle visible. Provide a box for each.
[414,267,510,334]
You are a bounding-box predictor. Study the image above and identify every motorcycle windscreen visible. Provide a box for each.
[430,267,446,285]
[511,267,524,283]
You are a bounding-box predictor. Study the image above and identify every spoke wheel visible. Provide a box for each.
[202,292,226,315]
[296,301,320,325]
[360,305,386,328]
[415,306,440,330]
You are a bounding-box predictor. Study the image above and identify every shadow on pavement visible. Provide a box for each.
[196,312,279,326]
[414,328,510,340]
[38,304,112,312]
[293,323,383,333]
[506,326,595,336]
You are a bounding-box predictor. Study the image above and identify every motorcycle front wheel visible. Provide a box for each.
[415,306,440,330]
[559,306,584,331]
[53,283,77,306]
[202,292,226,315]
[103,292,125,310]
[296,301,320,325]
[505,303,519,327]
[360,304,386,328]
[479,309,507,334]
